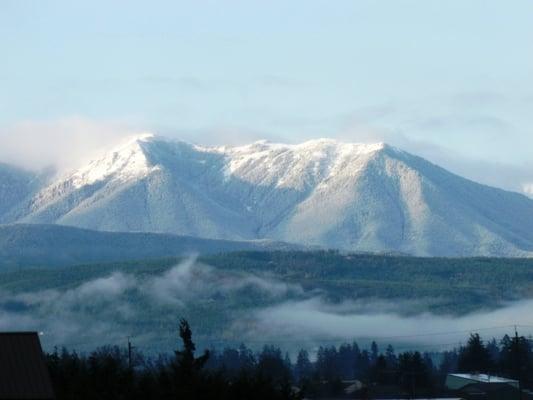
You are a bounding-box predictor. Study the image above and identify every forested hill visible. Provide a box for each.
[202,251,533,310]
[0,224,301,269]
[2,250,533,315]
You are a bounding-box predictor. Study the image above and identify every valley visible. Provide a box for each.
[1,250,532,351]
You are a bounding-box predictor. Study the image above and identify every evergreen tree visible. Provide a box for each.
[439,350,458,377]
[171,318,210,397]
[356,350,371,380]
[370,355,389,384]
[315,346,339,381]
[257,345,291,385]
[370,341,379,363]
[238,343,256,371]
[500,333,532,382]
[457,333,493,373]
[295,349,313,382]
[398,351,430,397]
[385,344,398,369]
[486,338,500,365]
[338,343,355,379]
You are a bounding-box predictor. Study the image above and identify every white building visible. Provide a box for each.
[445,373,519,390]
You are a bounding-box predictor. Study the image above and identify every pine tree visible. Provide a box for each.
[385,344,398,369]
[500,333,532,381]
[371,341,379,364]
[171,318,210,397]
[295,349,313,382]
[457,333,493,373]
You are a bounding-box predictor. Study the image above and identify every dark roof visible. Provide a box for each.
[0,332,55,399]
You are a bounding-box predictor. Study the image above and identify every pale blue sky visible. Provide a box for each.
[1,0,532,194]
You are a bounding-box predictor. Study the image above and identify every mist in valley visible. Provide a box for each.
[0,256,530,354]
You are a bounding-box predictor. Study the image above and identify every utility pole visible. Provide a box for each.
[514,326,522,400]
[127,336,135,369]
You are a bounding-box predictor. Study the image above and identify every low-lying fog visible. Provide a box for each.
[0,257,530,353]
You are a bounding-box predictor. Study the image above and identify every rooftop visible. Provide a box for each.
[0,332,55,400]
[449,373,518,384]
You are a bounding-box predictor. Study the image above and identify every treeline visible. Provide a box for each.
[205,332,533,398]
[46,320,297,400]
[45,321,533,399]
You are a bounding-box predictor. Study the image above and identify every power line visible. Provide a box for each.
[133,323,523,344]
[39,323,533,349]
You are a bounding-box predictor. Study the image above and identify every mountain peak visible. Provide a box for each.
[67,132,159,188]
[124,131,156,143]
[103,135,393,160]
[49,136,400,192]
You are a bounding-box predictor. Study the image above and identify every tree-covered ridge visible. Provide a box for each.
[204,251,533,310]
[3,250,533,311]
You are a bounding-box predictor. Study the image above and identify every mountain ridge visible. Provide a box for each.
[0,223,304,269]
[2,135,533,257]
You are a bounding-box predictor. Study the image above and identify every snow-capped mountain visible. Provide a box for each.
[4,134,533,257]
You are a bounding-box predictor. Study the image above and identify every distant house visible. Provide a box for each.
[0,332,55,400]
[445,373,523,400]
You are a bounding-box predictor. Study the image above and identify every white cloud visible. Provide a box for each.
[0,116,138,172]
[145,256,302,306]
[1,97,533,198]
[0,257,303,348]
[522,183,533,196]
[243,297,533,348]
[1,257,533,352]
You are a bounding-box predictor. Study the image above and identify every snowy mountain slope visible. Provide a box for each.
[0,163,42,223]
[5,134,533,256]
